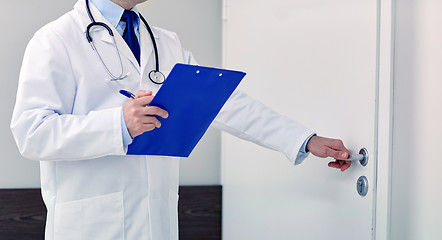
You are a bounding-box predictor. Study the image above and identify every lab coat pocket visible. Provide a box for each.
[169,190,179,240]
[54,192,125,240]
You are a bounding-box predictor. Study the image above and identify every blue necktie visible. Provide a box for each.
[121,10,140,64]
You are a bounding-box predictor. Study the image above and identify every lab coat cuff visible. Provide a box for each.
[113,107,128,156]
[290,131,316,165]
[300,133,316,153]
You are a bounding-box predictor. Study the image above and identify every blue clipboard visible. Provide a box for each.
[127,63,246,157]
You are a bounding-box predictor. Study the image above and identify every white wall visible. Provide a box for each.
[391,0,442,239]
[0,0,222,188]
[0,0,76,188]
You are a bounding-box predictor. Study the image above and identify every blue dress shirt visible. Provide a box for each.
[91,0,140,40]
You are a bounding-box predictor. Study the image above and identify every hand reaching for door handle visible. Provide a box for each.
[306,135,352,172]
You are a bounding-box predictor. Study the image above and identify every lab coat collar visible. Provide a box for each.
[74,0,160,38]
[89,0,125,28]
[74,0,158,74]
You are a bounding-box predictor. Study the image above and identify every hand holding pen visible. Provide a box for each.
[120,90,169,138]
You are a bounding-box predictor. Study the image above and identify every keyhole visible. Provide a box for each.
[357,180,364,194]
[356,176,368,197]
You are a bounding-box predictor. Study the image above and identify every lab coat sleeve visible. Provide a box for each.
[10,27,126,161]
[183,49,314,165]
[212,91,314,165]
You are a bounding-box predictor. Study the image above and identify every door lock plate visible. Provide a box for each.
[357,176,369,197]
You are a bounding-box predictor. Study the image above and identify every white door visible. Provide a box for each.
[222,0,378,239]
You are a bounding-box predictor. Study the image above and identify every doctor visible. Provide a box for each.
[11,0,351,239]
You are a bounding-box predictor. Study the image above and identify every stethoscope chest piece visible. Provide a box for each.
[149,70,165,84]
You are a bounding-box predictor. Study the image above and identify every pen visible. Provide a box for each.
[119,89,135,99]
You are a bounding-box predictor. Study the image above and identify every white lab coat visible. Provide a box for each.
[10,0,313,239]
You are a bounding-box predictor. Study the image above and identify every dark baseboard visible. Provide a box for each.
[0,189,45,240]
[0,186,221,240]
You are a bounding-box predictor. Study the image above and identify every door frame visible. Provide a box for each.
[375,0,395,239]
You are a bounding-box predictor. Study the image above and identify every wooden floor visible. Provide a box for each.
[0,186,221,240]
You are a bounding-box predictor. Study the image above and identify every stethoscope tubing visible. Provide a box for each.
[85,0,164,84]
[139,14,160,73]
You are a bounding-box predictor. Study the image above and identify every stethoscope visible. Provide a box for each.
[85,0,165,84]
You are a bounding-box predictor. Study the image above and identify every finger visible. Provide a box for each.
[325,148,347,160]
[326,148,349,160]
[135,90,153,98]
[133,95,155,106]
[340,161,352,172]
[337,151,349,160]
[141,123,156,132]
[142,116,162,128]
[328,161,341,169]
[328,160,351,171]
[143,106,169,119]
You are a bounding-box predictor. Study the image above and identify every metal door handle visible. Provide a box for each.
[345,148,368,166]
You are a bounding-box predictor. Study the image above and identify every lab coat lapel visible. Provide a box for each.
[74,0,93,32]
[110,33,141,74]
[139,18,155,77]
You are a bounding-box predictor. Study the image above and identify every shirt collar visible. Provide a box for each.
[90,0,139,27]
